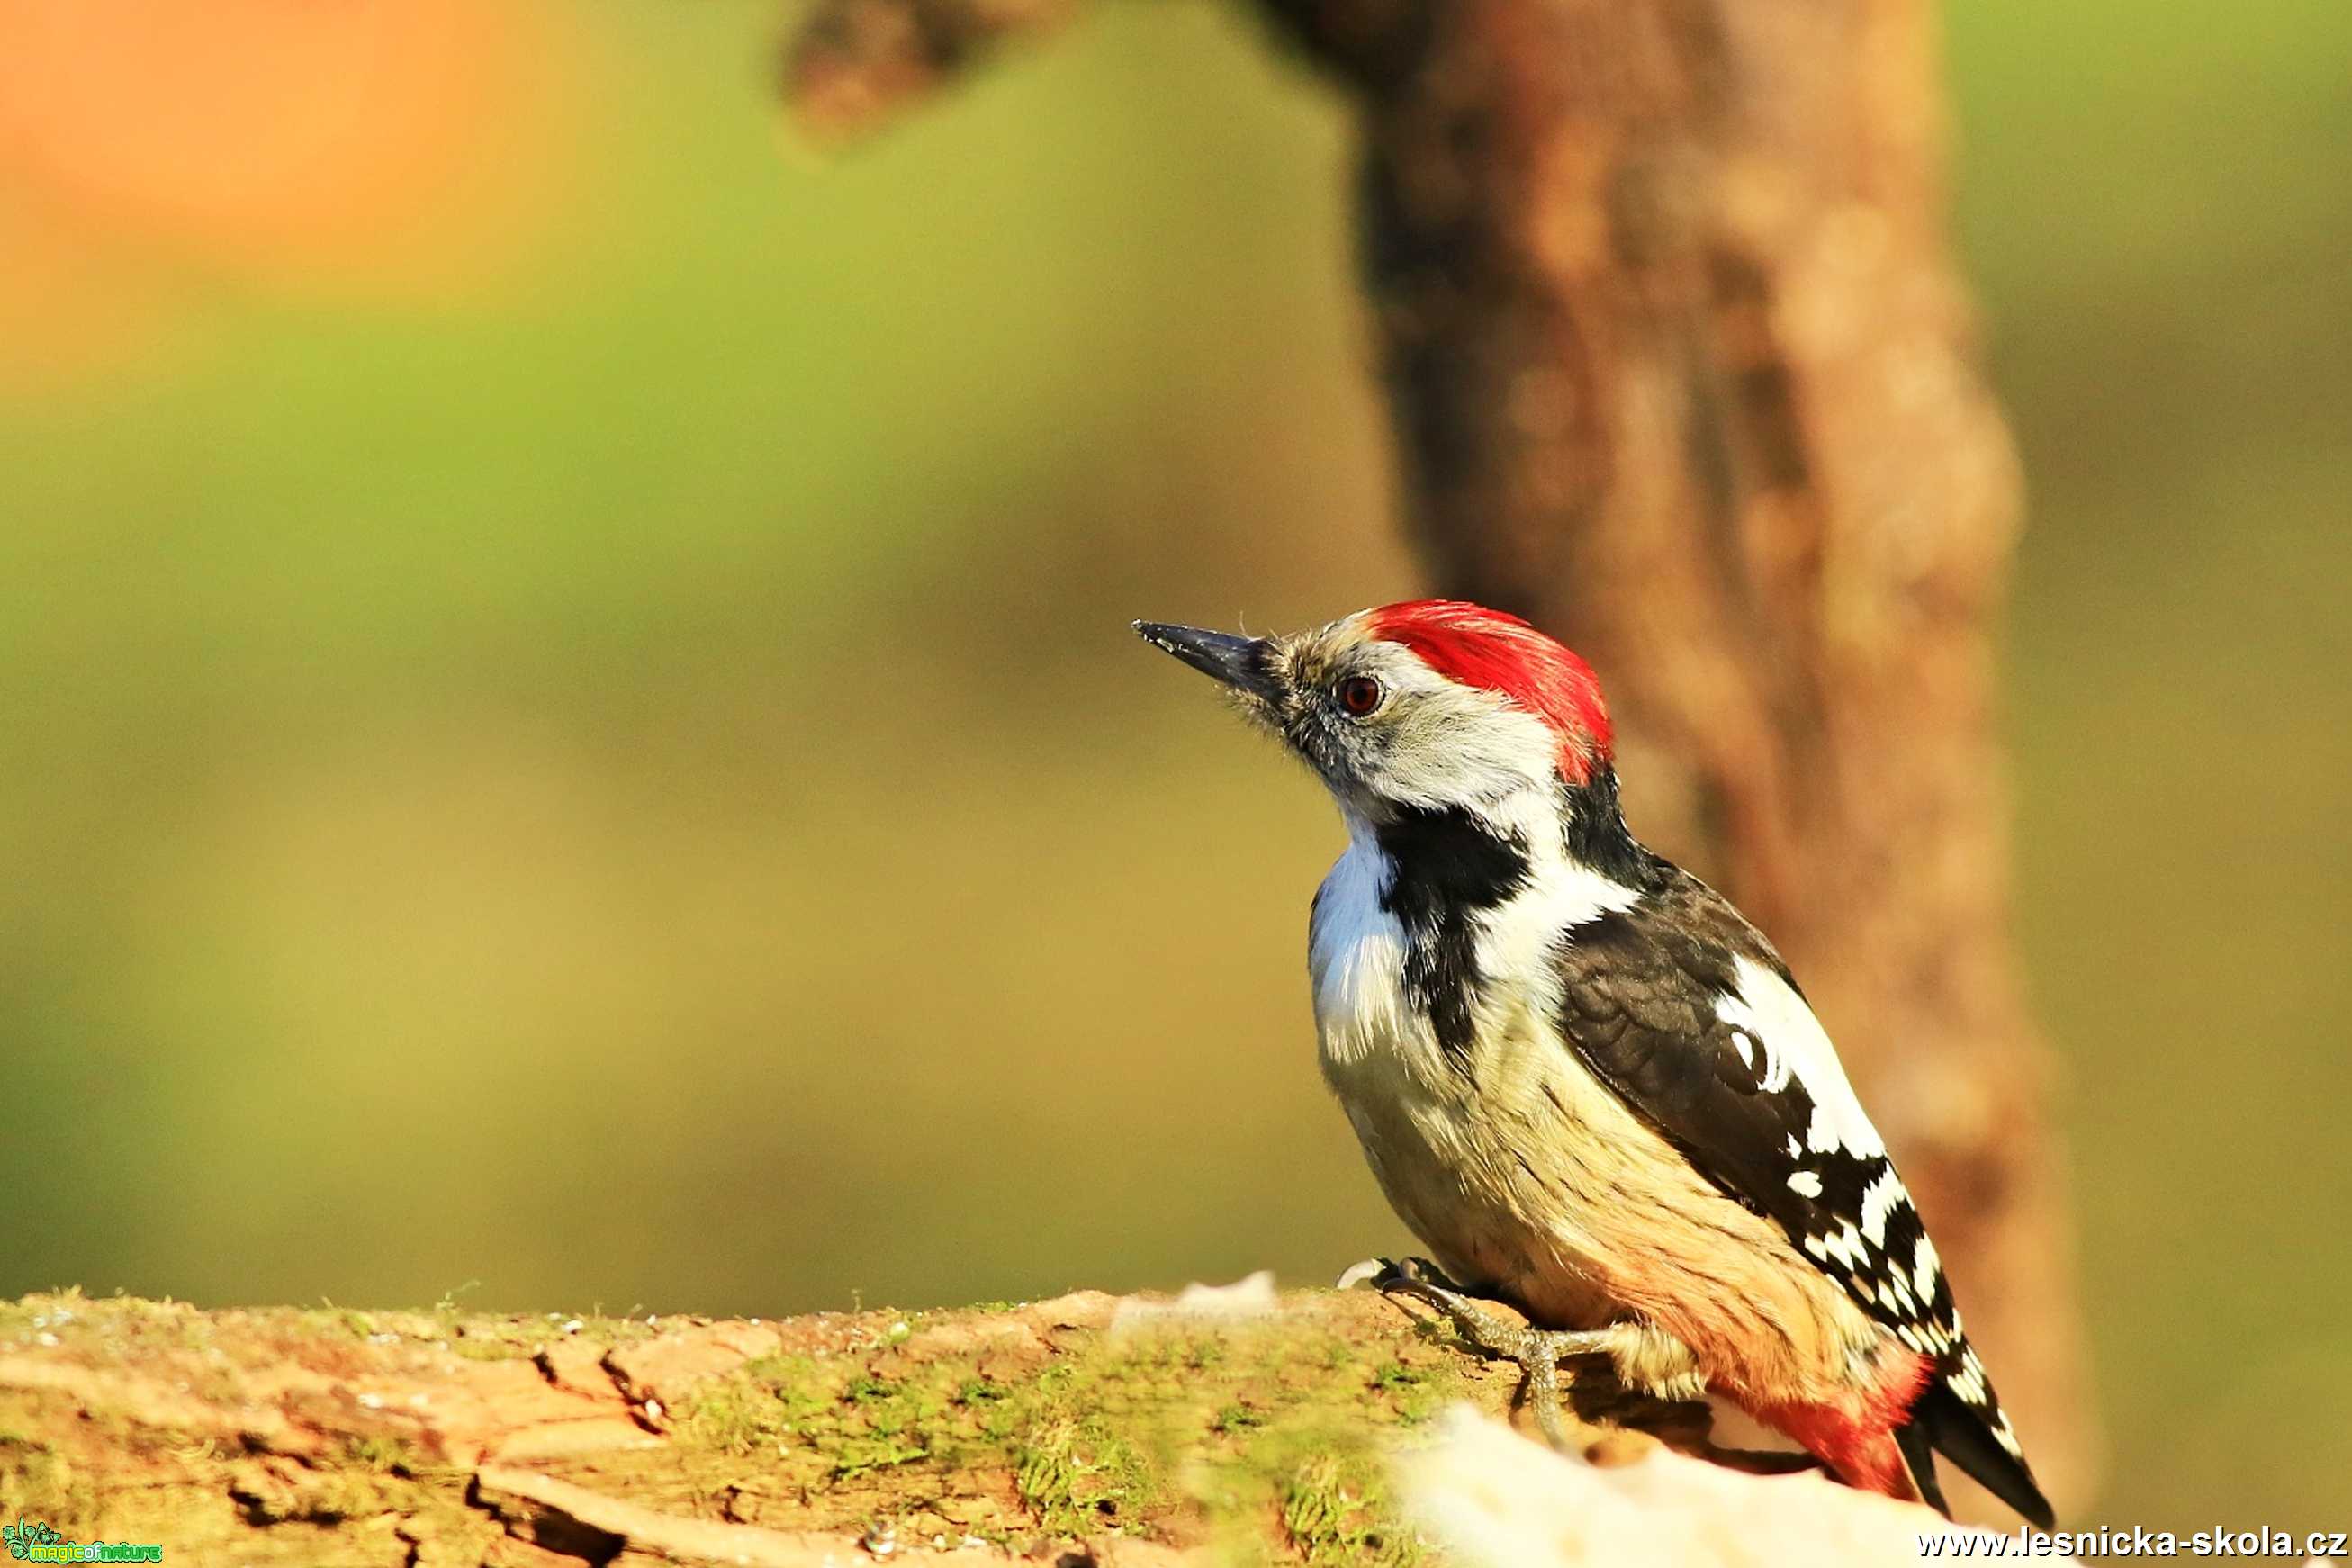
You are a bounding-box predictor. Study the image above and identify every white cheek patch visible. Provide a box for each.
[1713,959,1886,1161]
[1366,671,1566,813]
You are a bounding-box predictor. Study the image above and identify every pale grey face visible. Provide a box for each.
[1133,614,1563,822]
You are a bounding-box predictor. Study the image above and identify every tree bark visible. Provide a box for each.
[790,0,2091,1510]
[1248,0,2092,1502]
[0,1287,1924,1566]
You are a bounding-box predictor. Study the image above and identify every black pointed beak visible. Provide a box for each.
[1132,620,1279,701]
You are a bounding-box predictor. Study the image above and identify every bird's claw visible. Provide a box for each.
[1360,1264,1617,1453]
[1337,1255,1460,1293]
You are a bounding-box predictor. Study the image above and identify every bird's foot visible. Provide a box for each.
[1353,1258,1619,1453]
[1336,1254,1474,1293]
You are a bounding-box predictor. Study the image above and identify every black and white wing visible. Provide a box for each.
[1552,868,2050,1527]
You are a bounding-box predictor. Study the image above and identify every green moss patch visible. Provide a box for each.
[563,1304,1468,1559]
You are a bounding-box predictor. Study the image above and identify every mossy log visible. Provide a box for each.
[0,1285,1898,1566]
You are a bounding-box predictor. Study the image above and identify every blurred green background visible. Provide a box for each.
[3,0,2346,1531]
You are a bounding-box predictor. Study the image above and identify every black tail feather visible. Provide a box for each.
[1894,1417,1950,1518]
[1899,1383,2055,1530]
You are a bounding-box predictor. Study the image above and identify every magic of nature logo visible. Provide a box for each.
[2,1518,161,1563]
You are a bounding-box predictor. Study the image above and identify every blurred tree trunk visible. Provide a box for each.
[1244,0,2091,1507]
[792,0,2092,1510]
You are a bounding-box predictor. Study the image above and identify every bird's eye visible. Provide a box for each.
[1337,675,1384,717]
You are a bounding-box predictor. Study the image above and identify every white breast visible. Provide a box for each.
[1307,827,1509,1292]
[1306,816,1641,1086]
[1307,825,1420,1077]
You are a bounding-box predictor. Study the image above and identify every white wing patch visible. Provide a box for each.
[1711,958,1969,1347]
[1946,1349,1989,1406]
[1860,1168,1907,1246]
[1912,1233,1942,1304]
[1714,958,1886,1159]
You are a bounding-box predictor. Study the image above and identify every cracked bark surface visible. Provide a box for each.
[783,0,2091,1509]
[0,1287,1870,1565]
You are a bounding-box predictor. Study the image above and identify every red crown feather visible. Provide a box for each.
[1366,600,1614,783]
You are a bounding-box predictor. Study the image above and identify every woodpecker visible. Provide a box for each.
[1133,599,2052,1528]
